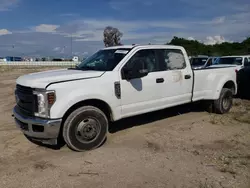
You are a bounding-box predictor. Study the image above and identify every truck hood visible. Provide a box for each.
[16,68,105,88]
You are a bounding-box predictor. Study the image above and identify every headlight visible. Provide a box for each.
[33,90,56,118]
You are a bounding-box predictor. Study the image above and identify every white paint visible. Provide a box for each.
[14,45,237,122]
[16,69,104,88]
[72,56,79,62]
[171,71,182,82]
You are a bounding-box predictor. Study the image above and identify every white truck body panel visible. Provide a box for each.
[16,69,104,88]
[43,67,236,120]
[16,45,237,122]
[193,67,237,101]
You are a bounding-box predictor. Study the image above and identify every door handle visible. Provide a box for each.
[156,78,164,83]
[184,75,191,79]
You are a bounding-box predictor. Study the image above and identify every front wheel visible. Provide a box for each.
[213,88,233,114]
[63,106,108,152]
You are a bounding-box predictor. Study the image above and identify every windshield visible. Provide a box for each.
[215,57,243,65]
[190,58,208,66]
[77,48,131,71]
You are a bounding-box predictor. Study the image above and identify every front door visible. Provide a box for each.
[119,49,166,118]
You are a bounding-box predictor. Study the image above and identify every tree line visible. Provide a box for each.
[168,36,250,56]
[103,26,250,56]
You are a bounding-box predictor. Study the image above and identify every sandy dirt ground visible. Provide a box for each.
[0,67,249,188]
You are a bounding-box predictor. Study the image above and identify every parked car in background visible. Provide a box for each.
[190,56,208,69]
[0,57,5,62]
[211,55,250,97]
[190,56,219,69]
[4,56,23,62]
[72,56,79,62]
[212,55,250,69]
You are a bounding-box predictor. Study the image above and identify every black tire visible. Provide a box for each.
[63,106,108,152]
[213,88,233,114]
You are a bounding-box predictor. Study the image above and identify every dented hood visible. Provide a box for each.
[16,68,104,88]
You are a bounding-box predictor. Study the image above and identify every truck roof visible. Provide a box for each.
[102,44,184,50]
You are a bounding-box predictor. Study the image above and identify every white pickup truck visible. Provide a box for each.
[211,55,250,71]
[13,45,238,152]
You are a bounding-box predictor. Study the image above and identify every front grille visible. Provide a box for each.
[15,84,37,116]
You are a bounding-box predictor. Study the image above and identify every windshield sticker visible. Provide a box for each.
[115,50,129,54]
[236,57,242,60]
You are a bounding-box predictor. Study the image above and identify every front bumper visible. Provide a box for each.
[13,106,62,140]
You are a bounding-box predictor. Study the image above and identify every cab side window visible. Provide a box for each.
[123,49,160,73]
[162,49,186,70]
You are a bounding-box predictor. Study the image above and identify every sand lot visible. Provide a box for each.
[0,67,249,188]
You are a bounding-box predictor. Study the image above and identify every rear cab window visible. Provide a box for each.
[158,49,186,70]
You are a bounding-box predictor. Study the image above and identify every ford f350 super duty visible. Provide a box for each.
[13,45,238,152]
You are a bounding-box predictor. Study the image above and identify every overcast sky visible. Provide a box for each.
[0,0,249,57]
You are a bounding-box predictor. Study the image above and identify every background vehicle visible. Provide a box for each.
[212,55,250,70]
[190,56,208,69]
[72,56,79,62]
[4,56,23,62]
[190,56,219,69]
[13,45,237,152]
[211,55,250,97]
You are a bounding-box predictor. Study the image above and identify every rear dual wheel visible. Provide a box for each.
[213,88,233,114]
[63,106,108,152]
[203,88,233,114]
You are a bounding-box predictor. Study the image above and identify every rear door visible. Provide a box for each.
[157,48,193,105]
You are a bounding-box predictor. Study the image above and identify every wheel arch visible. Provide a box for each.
[62,99,114,124]
[213,79,237,99]
[222,80,237,95]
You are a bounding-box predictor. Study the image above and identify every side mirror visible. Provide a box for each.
[123,59,149,80]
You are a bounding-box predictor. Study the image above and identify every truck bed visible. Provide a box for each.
[192,66,237,101]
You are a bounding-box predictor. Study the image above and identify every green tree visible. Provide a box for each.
[103,26,123,47]
[168,36,250,56]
